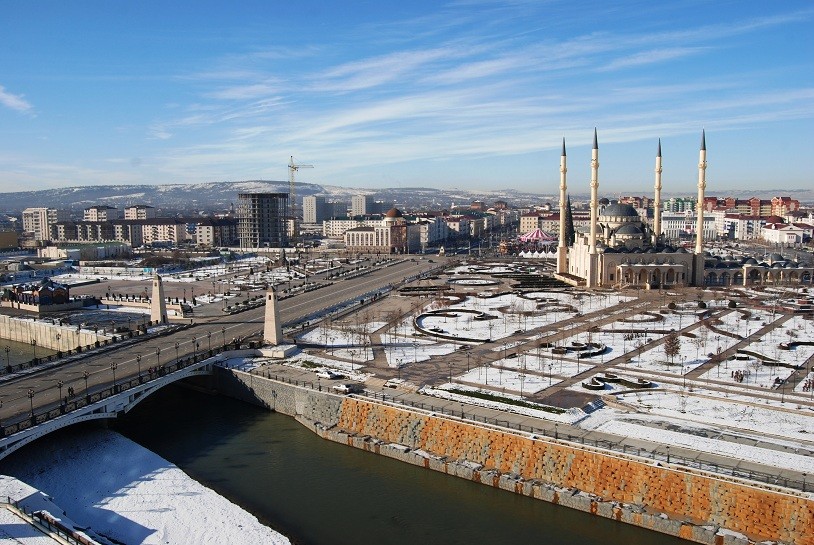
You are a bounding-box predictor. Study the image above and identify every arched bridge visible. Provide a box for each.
[0,354,221,462]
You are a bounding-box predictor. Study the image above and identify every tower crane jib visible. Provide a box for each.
[288,155,314,220]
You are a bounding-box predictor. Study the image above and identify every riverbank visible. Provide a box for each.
[0,426,290,545]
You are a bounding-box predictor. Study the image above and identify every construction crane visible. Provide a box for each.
[288,155,313,244]
[288,155,314,244]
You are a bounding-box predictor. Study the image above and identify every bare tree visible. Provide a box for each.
[664,332,680,365]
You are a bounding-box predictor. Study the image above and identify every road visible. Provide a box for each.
[0,256,449,426]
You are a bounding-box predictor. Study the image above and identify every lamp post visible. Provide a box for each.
[28,388,34,417]
[175,341,180,363]
[466,352,471,372]
[155,347,161,370]
[222,326,226,348]
[207,331,212,352]
[397,357,402,380]
[4,346,9,370]
[83,371,89,396]
[57,380,63,404]
[111,362,117,392]
[30,338,37,361]
[191,336,198,358]
[136,353,142,379]
[448,362,453,384]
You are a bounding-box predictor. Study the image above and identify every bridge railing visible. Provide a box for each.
[0,343,247,438]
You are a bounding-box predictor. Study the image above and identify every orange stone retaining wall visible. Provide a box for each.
[218,369,814,545]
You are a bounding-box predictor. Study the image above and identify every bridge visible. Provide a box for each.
[0,349,223,461]
[0,257,449,460]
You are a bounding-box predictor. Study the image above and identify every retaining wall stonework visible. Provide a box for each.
[217,369,813,545]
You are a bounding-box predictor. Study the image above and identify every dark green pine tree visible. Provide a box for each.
[563,194,575,246]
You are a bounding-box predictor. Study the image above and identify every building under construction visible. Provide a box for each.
[237,192,289,249]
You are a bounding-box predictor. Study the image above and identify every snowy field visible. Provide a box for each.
[0,429,289,545]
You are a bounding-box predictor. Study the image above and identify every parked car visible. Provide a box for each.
[332,383,364,394]
[316,370,344,379]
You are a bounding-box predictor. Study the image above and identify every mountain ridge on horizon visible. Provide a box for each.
[0,181,811,214]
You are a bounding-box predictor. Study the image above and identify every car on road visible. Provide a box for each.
[332,383,364,394]
[316,370,344,379]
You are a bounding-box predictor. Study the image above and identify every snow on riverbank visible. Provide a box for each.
[0,429,290,545]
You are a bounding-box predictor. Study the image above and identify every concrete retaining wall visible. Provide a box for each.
[0,315,110,351]
[217,369,813,545]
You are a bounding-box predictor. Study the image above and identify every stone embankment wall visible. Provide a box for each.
[217,369,813,545]
[0,315,108,351]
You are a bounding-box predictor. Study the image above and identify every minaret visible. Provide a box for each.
[695,131,707,254]
[150,274,167,324]
[693,130,707,286]
[263,286,283,345]
[556,138,568,274]
[586,128,600,287]
[652,139,663,245]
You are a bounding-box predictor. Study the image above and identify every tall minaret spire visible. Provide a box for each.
[556,138,568,274]
[587,128,600,287]
[694,130,707,255]
[652,138,663,245]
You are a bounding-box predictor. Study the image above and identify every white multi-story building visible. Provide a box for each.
[84,206,120,222]
[414,216,449,250]
[660,212,716,242]
[344,208,420,254]
[124,205,156,220]
[351,194,379,217]
[22,207,69,241]
[762,222,812,245]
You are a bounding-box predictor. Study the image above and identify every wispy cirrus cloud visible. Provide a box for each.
[0,85,33,114]
[599,47,708,72]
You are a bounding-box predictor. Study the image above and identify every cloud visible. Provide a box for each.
[599,47,707,72]
[310,47,459,92]
[0,85,33,113]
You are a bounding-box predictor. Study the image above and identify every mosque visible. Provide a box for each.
[556,130,710,289]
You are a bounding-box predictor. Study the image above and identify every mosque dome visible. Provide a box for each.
[616,224,643,235]
[384,207,403,218]
[600,203,639,218]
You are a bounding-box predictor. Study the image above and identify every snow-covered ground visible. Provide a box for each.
[0,429,289,545]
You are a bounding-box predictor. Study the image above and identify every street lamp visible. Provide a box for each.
[4,346,9,370]
[57,380,63,403]
[466,352,471,371]
[191,336,198,357]
[397,357,403,380]
[30,338,37,361]
[111,363,117,392]
[155,347,161,369]
[175,341,180,362]
[448,362,453,384]
[222,326,226,347]
[28,388,35,417]
[136,353,142,378]
[207,331,212,352]
[83,371,89,396]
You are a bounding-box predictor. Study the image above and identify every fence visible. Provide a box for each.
[258,370,809,493]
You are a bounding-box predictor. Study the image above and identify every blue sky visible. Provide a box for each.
[0,1,811,196]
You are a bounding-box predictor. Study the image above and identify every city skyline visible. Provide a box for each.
[1,1,812,194]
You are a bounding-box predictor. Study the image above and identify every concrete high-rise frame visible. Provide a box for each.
[237,192,289,249]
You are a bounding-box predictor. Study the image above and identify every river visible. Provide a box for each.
[114,386,685,545]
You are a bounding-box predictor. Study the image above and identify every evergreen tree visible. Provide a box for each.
[564,194,575,246]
